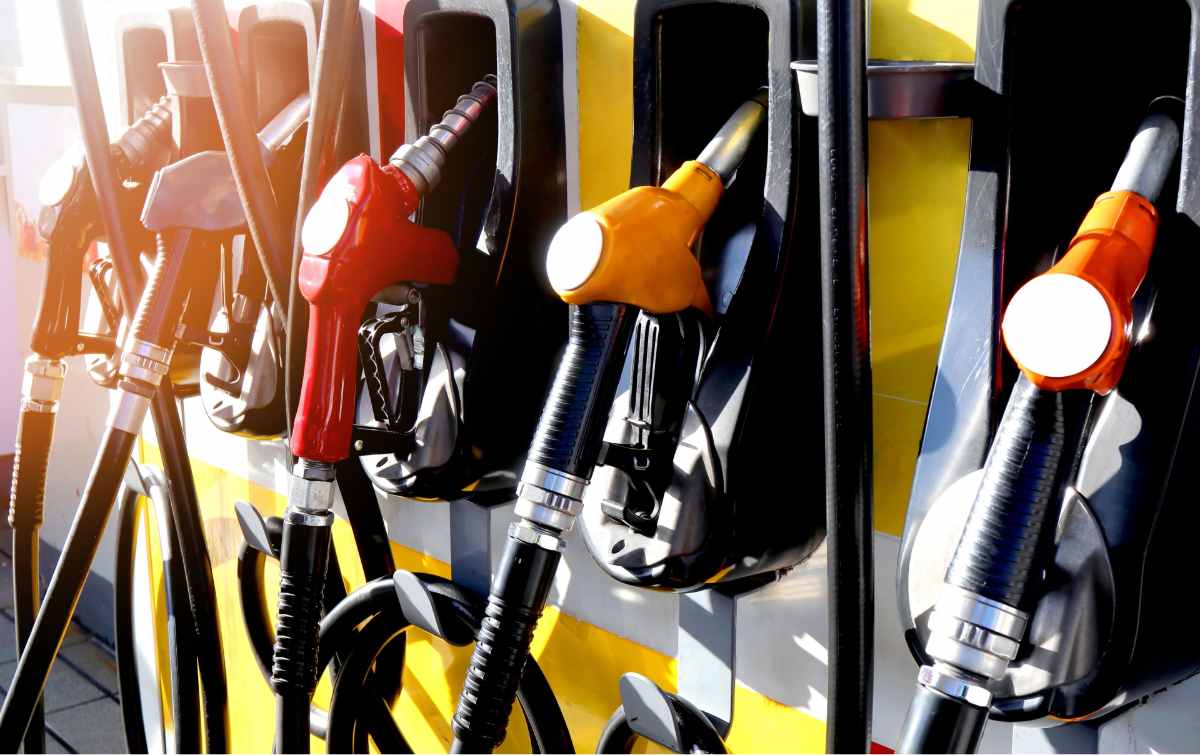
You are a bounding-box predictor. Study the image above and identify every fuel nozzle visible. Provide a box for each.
[449,92,768,754]
[1001,99,1182,395]
[290,77,496,464]
[31,98,176,361]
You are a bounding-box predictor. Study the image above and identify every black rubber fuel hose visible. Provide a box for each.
[815,0,874,749]
[0,424,139,747]
[451,538,562,753]
[129,230,193,349]
[272,513,333,754]
[9,406,58,754]
[897,684,989,754]
[526,302,635,478]
[945,375,1065,609]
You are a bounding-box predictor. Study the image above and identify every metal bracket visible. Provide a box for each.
[792,59,975,119]
[121,458,158,498]
[674,574,778,737]
[449,498,498,597]
[677,589,737,735]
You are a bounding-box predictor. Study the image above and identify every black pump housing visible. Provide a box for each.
[577,0,825,590]
[197,1,321,439]
[898,0,1200,725]
[353,0,568,502]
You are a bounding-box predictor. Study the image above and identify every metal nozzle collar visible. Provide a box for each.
[294,458,336,481]
[510,521,565,553]
[288,475,336,515]
[697,90,768,185]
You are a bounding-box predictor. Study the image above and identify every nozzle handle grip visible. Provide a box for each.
[32,213,97,358]
[527,303,635,479]
[289,300,362,462]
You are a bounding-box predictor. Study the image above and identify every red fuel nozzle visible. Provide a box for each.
[291,77,495,462]
[290,156,458,462]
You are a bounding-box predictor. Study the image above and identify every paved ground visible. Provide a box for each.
[0,544,126,754]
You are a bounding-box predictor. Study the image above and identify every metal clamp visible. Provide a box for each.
[514,481,583,533]
[288,463,336,514]
[792,60,975,119]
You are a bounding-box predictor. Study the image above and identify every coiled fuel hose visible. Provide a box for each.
[898,100,1182,753]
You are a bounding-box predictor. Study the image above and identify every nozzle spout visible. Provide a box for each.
[389,76,498,195]
[1110,99,1182,203]
[258,93,313,159]
[697,90,768,185]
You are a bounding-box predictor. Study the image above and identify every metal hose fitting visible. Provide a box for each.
[389,76,498,194]
[110,96,174,183]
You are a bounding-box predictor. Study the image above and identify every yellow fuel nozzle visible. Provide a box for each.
[546,91,767,315]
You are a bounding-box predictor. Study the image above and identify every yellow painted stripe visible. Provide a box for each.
[576,1,635,209]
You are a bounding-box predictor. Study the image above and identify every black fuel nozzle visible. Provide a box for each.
[31,97,175,361]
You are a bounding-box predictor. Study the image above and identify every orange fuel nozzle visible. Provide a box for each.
[1002,102,1181,395]
[545,92,767,315]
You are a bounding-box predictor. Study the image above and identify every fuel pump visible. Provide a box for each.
[0,78,311,750]
[273,79,491,753]
[902,103,1180,748]
[446,93,766,754]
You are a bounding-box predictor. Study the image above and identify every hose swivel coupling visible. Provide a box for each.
[920,585,1030,708]
[288,459,336,518]
[513,461,586,537]
[119,339,172,390]
[388,76,497,195]
[21,357,67,413]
